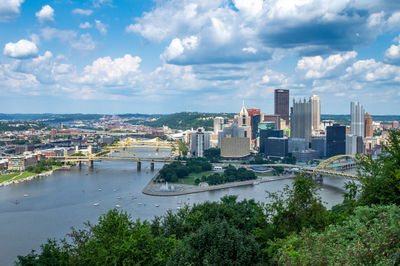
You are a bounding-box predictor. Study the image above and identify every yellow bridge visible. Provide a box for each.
[50,137,179,170]
[302,154,359,179]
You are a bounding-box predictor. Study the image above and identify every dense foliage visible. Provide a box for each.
[195,165,257,185]
[203,148,220,161]
[0,122,48,132]
[26,160,63,174]
[141,112,233,130]
[15,130,400,265]
[156,158,212,183]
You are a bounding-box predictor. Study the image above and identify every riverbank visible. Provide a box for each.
[142,174,295,196]
[0,165,71,187]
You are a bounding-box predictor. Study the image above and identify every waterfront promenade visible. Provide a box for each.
[142,173,295,196]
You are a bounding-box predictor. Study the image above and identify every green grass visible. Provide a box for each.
[0,173,19,183]
[174,171,217,185]
[13,172,35,181]
[255,172,275,177]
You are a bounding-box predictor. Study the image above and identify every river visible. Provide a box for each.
[0,149,348,265]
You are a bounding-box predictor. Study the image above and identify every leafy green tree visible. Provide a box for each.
[168,220,261,266]
[357,130,400,205]
[204,148,220,161]
[16,239,70,266]
[274,205,400,265]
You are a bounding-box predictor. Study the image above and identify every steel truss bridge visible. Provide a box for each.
[49,137,178,170]
[301,154,359,179]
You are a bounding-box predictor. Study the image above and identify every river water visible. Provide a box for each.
[0,149,348,265]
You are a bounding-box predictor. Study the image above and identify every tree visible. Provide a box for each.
[204,148,220,161]
[357,130,400,205]
[168,220,261,265]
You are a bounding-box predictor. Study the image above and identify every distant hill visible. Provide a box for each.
[135,112,235,130]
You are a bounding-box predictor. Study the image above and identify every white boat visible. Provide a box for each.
[155,204,159,207]
[116,196,122,199]
[93,203,100,206]
[98,188,102,191]
[23,194,29,197]
[115,204,121,208]
[138,202,143,205]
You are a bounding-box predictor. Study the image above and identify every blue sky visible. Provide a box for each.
[1,0,400,114]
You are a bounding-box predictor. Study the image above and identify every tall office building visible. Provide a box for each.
[213,117,224,134]
[248,108,261,140]
[259,129,283,154]
[238,103,252,139]
[310,95,321,131]
[364,113,373,138]
[217,123,245,148]
[326,124,346,157]
[190,128,210,157]
[291,98,312,144]
[350,102,365,138]
[274,89,289,124]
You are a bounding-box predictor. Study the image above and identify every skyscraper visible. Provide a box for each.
[291,98,312,144]
[238,102,251,139]
[247,108,261,140]
[326,124,346,157]
[364,113,373,138]
[213,117,224,134]
[190,128,210,157]
[310,94,321,131]
[274,89,289,124]
[350,102,365,138]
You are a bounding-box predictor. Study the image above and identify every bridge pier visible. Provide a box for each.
[137,161,141,171]
[77,161,82,169]
[150,160,155,171]
[314,174,323,183]
[89,160,94,169]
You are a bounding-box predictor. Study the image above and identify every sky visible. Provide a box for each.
[1,0,400,115]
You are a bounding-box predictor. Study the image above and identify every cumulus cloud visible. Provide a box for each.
[80,54,141,85]
[3,39,39,59]
[129,0,400,65]
[35,5,54,23]
[0,0,24,22]
[296,51,357,79]
[344,59,400,83]
[94,19,107,35]
[384,37,400,64]
[79,22,92,29]
[41,28,96,51]
[72,8,93,16]
[71,34,96,51]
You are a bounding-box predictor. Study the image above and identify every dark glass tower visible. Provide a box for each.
[326,124,346,157]
[274,89,289,123]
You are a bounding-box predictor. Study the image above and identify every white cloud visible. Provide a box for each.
[72,8,93,16]
[80,54,141,85]
[243,47,257,54]
[35,5,54,23]
[41,27,77,42]
[94,19,107,35]
[3,39,39,59]
[296,51,357,79]
[71,34,96,51]
[0,0,24,22]
[161,36,198,62]
[41,28,96,51]
[384,37,400,64]
[79,22,92,29]
[344,59,400,82]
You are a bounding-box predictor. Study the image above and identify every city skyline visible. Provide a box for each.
[1,1,400,114]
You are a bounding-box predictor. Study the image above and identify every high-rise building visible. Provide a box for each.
[248,108,261,140]
[311,136,326,158]
[364,113,373,138]
[260,129,283,154]
[263,114,281,130]
[291,98,312,144]
[218,123,245,148]
[190,128,210,157]
[310,95,321,131]
[346,134,358,155]
[393,121,399,129]
[274,89,289,124]
[238,102,252,139]
[265,137,288,158]
[326,124,346,157]
[213,117,224,134]
[350,102,365,138]
[220,138,250,159]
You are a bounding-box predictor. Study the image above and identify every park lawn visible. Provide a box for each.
[13,172,36,181]
[175,170,217,185]
[0,173,19,183]
[255,172,275,177]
